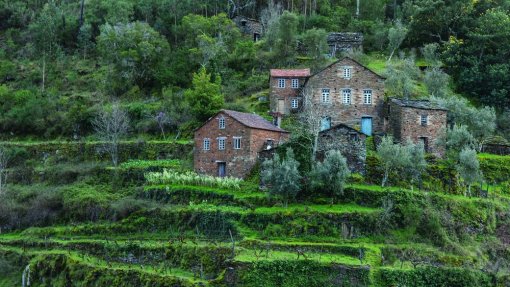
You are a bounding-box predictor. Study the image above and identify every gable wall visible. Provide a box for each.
[306,58,385,133]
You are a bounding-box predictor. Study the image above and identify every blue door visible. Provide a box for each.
[361,117,372,136]
[218,162,226,177]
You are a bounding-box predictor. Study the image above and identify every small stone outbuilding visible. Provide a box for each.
[327,32,363,57]
[194,110,289,178]
[233,16,263,41]
[317,124,367,173]
[385,98,448,157]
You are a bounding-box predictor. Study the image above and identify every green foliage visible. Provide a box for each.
[145,170,243,190]
[310,150,350,197]
[183,67,224,121]
[377,136,412,187]
[384,55,421,99]
[457,148,483,195]
[97,21,170,92]
[261,148,301,207]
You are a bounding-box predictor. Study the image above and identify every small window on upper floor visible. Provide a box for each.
[278,78,285,88]
[233,137,241,149]
[343,67,352,79]
[321,88,331,104]
[363,89,372,105]
[342,89,352,105]
[421,114,428,126]
[291,79,299,89]
[203,138,211,151]
[218,137,226,150]
[219,116,225,129]
[291,98,299,109]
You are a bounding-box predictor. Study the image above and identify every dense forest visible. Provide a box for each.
[1,0,510,140]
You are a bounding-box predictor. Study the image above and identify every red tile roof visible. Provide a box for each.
[270,69,311,78]
[222,110,289,133]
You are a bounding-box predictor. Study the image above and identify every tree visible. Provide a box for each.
[310,150,350,197]
[457,148,482,197]
[423,67,450,98]
[301,28,328,69]
[377,136,411,187]
[385,55,420,99]
[97,21,170,92]
[405,141,426,191]
[387,20,408,62]
[28,2,62,92]
[77,23,94,60]
[261,148,301,208]
[0,147,10,194]
[184,67,224,122]
[437,124,476,156]
[93,102,130,167]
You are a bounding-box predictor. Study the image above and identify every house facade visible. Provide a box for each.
[270,57,385,136]
[233,16,263,41]
[385,98,448,156]
[194,110,289,178]
[317,124,367,172]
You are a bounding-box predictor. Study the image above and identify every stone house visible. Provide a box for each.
[233,16,263,41]
[317,124,367,173]
[327,32,363,57]
[194,110,289,178]
[269,68,311,124]
[270,57,385,136]
[385,98,448,157]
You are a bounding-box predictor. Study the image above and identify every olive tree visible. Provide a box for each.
[93,102,130,167]
[377,136,411,187]
[387,20,408,62]
[405,141,427,191]
[310,150,350,197]
[261,148,301,208]
[457,148,483,197]
[0,147,10,194]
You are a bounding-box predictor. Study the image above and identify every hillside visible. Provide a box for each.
[1,0,510,286]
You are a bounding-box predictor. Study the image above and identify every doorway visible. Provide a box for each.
[217,162,226,178]
[361,117,373,136]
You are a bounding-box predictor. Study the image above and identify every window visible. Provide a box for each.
[218,138,226,150]
[291,79,299,89]
[349,133,359,142]
[277,78,285,88]
[320,117,331,131]
[233,137,241,149]
[203,138,210,150]
[291,98,299,109]
[342,89,352,104]
[219,117,225,129]
[321,88,330,104]
[420,114,428,126]
[343,67,352,79]
[363,89,372,105]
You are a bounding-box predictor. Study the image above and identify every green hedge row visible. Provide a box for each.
[478,154,510,183]
[235,261,370,287]
[376,266,492,287]
[2,140,192,166]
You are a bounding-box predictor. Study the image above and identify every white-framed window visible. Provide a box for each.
[342,89,352,105]
[291,98,299,109]
[291,79,299,89]
[277,78,285,88]
[203,138,211,151]
[218,137,226,150]
[420,114,428,126]
[343,67,352,79]
[363,89,372,105]
[219,116,225,129]
[321,88,330,104]
[233,137,241,149]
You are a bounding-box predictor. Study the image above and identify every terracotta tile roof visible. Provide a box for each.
[270,69,311,78]
[222,110,289,133]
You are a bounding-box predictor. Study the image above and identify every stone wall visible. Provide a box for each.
[306,58,385,134]
[316,126,367,173]
[387,102,447,157]
[194,112,288,178]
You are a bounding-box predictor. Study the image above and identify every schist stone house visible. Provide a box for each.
[327,32,364,57]
[194,110,289,178]
[385,98,448,156]
[232,16,263,41]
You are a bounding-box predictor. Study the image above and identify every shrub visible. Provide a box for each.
[110,197,155,221]
[145,169,243,190]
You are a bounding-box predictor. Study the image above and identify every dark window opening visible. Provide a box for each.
[419,137,429,152]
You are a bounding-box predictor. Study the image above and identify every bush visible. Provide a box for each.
[145,170,243,190]
[110,197,155,221]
